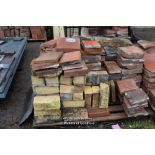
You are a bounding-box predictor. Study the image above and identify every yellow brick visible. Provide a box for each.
[60,75,72,85]
[34,109,61,117]
[34,86,59,95]
[99,83,109,108]
[92,86,100,94]
[60,85,74,94]
[45,77,59,86]
[34,95,61,110]
[84,86,92,95]
[73,76,85,85]
[63,100,85,108]
[31,75,45,86]
[73,92,83,100]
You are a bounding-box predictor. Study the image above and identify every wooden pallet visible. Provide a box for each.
[33,105,153,128]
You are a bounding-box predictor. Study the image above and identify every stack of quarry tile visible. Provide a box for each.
[123,89,149,117]
[104,46,118,60]
[60,50,88,77]
[116,79,149,117]
[117,45,144,86]
[81,40,104,71]
[31,50,63,77]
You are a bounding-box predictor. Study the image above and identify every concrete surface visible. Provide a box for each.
[0,42,41,129]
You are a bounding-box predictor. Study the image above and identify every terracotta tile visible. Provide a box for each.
[64,61,88,77]
[143,78,155,89]
[82,55,101,63]
[56,37,81,52]
[144,62,155,73]
[116,79,138,95]
[104,61,121,74]
[144,53,155,65]
[118,45,144,59]
[60,51,81,66]
[124,88,149,106]
[137,40,155,50]
[82,40,101,48]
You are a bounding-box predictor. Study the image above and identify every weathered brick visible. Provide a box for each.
[99,83,110,108]
[137,40,155,50]
[63,100,85,108]
[60,75,72,85]
[109,80,116,103]
[92,86,100,108]
[73,76,85,86]
[45,77,59,86]
[84,86,93,108]
[33,86,59,95]
[60,85,74,94]
[34,95,61,110]
[31,75,45,87]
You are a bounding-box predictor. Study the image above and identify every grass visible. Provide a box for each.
[120,118,155,129]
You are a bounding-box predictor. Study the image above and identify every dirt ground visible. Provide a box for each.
[0,42,40,129]
[0,42,155,129]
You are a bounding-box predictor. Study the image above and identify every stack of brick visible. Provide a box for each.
[116,79,149,117]
[0,26,47,40]
[117,45,144,87]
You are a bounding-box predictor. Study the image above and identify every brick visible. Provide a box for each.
[60,51,81,66]
[34,109,61,117]
[31,75,45,87]
[64,61,88,77]
[137,40,155,50]
[45,77,59,86]
[56,37,81,52]
[109,80,116,103]
[88,108,110,118]
[143,75,155,83]
[0,30,5,38]
[34,95,61,110]
[86,71,109,85]
[33,86,59,95]
[84,86,93,108]
[148,89,155,111]
[60,85,74,101]
[60,75,72,85]
[60,85,74,94]
[116,79,138,95]
[73,92,83,100]
[92,86,100,108]
[73,76,85,86]
[63,100,85,108]
[104,61,121,74]
[144,68,155,77]
[118,46,144,59]
[63,108,88,121]
[99,83,110,109]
